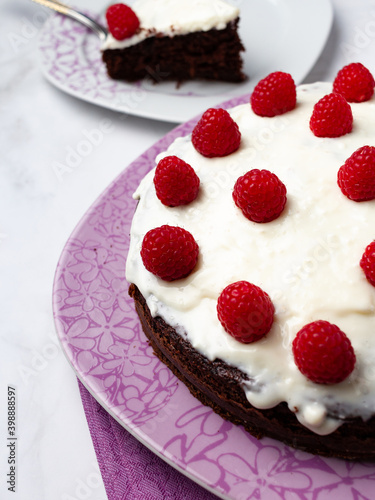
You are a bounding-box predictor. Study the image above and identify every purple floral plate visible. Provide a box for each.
[37,0,333,123]
[52,95,375,500]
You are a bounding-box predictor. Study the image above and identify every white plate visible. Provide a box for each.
[37,0,333,122]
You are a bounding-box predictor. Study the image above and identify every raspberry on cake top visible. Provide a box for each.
[126,65,375,437]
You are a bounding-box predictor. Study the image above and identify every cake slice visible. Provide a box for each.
[101,0,246,83]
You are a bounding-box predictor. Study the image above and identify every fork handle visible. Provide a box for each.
[31,0,108,41]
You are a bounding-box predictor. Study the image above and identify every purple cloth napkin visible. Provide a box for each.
[78,380,218,500]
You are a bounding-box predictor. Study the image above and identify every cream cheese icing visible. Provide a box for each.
[102,0,240,50]
[126,82,375,435]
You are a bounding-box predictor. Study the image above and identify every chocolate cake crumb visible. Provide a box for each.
[102,19,246,84]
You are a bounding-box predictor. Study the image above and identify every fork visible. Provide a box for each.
[30,0,108,42]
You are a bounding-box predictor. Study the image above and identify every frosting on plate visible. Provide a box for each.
[126,82,375,435]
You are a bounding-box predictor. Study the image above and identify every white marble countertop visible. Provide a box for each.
[1,0,375,498]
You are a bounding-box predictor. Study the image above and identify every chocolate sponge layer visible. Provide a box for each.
[103,20,245,83]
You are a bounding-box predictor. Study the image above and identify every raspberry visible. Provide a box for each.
[309,93,353,138]
[333,62,375,103]
[337,146,375,201]
[141,225,198,281]
[106,3,140,41]
[250,71,297,117]
[191,108,241,158]
[292,320,356,385]
[360,241,375,287]
[233,169,287,223]
[217,281,274,343]
[154,156,200,207]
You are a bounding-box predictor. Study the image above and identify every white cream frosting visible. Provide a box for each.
[102,0,239,50]
[126,82,375,435]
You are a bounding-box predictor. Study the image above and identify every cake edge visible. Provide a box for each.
[129,283,375,461]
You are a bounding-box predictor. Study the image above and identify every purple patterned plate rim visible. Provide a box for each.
[52,93,375,500]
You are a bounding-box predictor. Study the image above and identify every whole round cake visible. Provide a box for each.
[126,65,375,460]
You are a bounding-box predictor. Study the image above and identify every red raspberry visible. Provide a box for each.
[191,108,241,158]
[337,146,375,201]
[154,156,200,207]
[292,320,356,385]
[233,169,287,223]
[333,62,375,103]
[141,225,199,281]
[309,93,353,138]
[250,71,297,117]
[360,241,375,287]
[217,281,274,343]
[106,3,140,41]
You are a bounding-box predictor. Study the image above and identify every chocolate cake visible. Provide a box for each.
[126,77,375,460]
[102,0,245,83]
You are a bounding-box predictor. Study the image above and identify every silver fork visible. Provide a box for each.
[30,0,108,42]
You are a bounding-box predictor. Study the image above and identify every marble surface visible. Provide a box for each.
[1,0,375,498]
